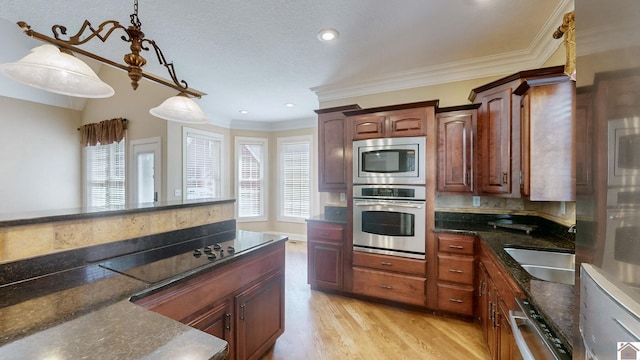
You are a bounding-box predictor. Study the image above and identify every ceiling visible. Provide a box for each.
[0,0,572,127]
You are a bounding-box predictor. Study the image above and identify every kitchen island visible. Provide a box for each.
[0,223,286,359]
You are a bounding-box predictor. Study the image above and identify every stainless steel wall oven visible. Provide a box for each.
[352,185,426,259]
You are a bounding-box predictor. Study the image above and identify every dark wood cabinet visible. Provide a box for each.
[352,251,427,307]
[436,105,479,194]
[476,84,516,196]
[307,221,345,291]
[315,104,361,192]
[435,233,476,316]
[576,87,593,195]
[516,75,575,201]
[135,241,286,360]
[235,271,285,360]
[476,242,524,360]
[344,101,438,140]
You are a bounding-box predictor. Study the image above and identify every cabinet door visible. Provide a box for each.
[478,87,512,196]
[437,110,475,193]
[576,90,593,195]
[352,115,386,140]
[519,92,531,198]
[318,116,347,191]
[188,300,234,360]
[477,262,490,342]
[235,272,285,360]
[388,108,427,137]
[308,241,343,290]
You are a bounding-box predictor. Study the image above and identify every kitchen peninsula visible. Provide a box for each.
[0,199,287,360]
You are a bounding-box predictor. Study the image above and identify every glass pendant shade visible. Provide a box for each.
[149,93,209,124]
[0,44,115,98]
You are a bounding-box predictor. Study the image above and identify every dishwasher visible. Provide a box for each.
[509,298,572,360]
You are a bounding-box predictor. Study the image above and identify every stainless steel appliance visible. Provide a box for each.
[576,1,640,358]
[352,185,426,259]
[509,298,572,360]
[353,136,426,185]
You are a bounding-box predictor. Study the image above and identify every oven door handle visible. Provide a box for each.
[354,201,423,209]
[509,310,537,360]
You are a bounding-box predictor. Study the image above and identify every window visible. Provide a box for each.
[183,128,224,200]
[235,137,268,221]
[85,139,126,208]
[278,136,311,222]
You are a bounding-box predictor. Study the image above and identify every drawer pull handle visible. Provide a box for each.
[380,284,393,289]
[448,245,464,249]
[380,261,393,266]
[449,298,464,303]
[449,269,463,273]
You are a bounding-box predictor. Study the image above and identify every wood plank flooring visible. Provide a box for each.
[261,240,491,360]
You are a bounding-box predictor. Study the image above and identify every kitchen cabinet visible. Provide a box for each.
[576,86,593,195]
[470,66,568,198]
[477,242,524,360]
[135,241,285,360]
[515,74,575,201]
[436,105,479,194]
[352,251,427,307]
[307,221,345,291]
[315,104,361,192]
[343,100,438,140]
[235,272,285,360]
[435,233,476,316]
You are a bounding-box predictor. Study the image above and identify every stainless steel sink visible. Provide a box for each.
[503,247,575,285]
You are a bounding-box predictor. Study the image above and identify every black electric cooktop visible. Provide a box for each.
[99,230,274,284]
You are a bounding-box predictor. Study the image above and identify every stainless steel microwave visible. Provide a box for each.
[353,137,426,185]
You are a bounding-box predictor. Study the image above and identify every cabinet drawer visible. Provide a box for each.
[437,254,475,285]
[352,267,426,306]
[437,234,475,256]
[437,283,474,316]
[307,222,344,242]
[353,251,426,275]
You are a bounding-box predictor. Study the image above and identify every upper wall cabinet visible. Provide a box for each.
[344,101,438,140]
[315,104,361,192]
[436,104,480,194]
[515,74,576,201]
[469,65,573,199]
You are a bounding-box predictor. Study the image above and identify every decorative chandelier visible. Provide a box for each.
[0,0,209,124]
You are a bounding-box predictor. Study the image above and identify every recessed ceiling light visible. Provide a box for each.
[317,28,339,42]
[239,110,248,114]
[285,103,295,108]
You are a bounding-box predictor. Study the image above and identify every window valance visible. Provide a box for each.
[79,118,127,147]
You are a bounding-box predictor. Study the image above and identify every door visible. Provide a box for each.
[130,137,161,204]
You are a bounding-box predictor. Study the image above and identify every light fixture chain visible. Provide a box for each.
[130,0,142,29]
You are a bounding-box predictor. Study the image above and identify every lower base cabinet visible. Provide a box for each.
[135,242,285,360]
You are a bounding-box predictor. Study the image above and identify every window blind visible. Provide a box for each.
[238,141,265,218]
[185,131,221,200]
[279,138,311,220]
[86,139,126,208]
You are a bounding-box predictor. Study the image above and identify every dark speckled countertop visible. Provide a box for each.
[0,230,286,359]
[434,215,575,351]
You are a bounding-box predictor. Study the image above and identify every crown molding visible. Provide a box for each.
[230,117,316,131]
[312,0,574,103]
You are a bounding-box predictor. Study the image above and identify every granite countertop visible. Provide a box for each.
[434,219,575,351]
[0,230,287,359]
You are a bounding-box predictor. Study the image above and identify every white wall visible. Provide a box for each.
[0,96,82,214]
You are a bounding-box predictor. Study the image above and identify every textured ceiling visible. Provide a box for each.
[0,0,571,126]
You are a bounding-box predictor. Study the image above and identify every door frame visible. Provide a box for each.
[129,136,162,204]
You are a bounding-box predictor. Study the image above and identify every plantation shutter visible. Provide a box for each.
[238,143,264,217]
[185,132,221,199]
[280,139,310,219]
[86,139,126,208]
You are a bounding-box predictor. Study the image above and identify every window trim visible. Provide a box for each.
[235,136,268,222]
[277,135,313,223]
[182,127,226,200]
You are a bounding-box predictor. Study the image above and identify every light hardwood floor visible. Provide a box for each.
[261,240,491,360]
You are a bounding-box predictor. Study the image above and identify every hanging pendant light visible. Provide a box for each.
[149,93,209,124]
[0,44,114,98]
[0,0,209,123]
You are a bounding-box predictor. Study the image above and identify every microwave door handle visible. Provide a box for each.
[354,202,423,209]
